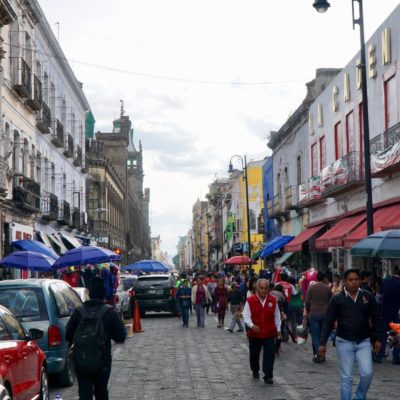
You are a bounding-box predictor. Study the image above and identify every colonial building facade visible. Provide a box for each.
[0,0,91,273]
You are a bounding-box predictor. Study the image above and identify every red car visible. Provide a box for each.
[0,305,48,400]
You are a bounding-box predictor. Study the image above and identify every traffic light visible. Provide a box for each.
[114,248,122,256]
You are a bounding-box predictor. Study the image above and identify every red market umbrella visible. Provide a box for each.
[224,255,254,265]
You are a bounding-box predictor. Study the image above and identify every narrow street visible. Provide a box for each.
[50,313,398,400]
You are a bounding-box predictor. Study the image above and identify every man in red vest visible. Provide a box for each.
[243,278,281,384]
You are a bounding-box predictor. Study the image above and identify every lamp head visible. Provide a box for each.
[228,161,234,173]
[313,0,330,13]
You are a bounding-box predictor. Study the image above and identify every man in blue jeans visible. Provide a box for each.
[319,269,381,400]
[304,271,332,362]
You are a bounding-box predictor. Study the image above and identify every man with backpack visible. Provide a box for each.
[66,276,126,399]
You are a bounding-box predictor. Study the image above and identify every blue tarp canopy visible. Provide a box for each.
[12,239,59,260]
[260,236,294,258]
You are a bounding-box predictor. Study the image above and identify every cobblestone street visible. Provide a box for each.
[50,313,398,400]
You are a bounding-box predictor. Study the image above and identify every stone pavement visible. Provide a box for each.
[50,313,398,400]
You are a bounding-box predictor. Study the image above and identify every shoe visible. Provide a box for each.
[237,329,244,332]
[217,323,221,328]
[252,372,260,379]
[392,359,400,365]
[227,329,233,333]
[373,357,383,364]
[313,355,325,363]
[263,377,273,384]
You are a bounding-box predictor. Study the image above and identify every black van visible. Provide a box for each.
[134,274,177,316]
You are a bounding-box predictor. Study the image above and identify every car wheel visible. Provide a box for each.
[0,384,11,400]
[57,350,75,387]
[39,367,49,400]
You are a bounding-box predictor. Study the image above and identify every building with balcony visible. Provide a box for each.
[266,69,340,268]
[304,4,400,273]
[32,1,90,247]
[0,0,92,266]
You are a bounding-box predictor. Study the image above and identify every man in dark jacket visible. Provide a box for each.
[66,276,126,400]
[319,269,380,400]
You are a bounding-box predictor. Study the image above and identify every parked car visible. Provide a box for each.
[0,304,48,399]
[134,274,177,316]
[0,279,83,387]
[72,287,90,303]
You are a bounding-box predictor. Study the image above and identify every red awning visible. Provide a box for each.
[315,214,366,249]
[344,203,400,248]
[284,224,325,253]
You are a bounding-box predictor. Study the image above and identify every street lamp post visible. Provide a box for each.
[313,0,374,237]
[228,155,251,259]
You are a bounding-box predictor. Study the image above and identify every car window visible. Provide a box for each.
[122,278,137,291]
[0,288,48,322]
[0,317,11,341]
[135,277,172,289]
[49,284,70,318]
[58,284,82,315]
[3,313,26,340]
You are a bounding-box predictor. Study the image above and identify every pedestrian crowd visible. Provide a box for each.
[174,266,400,400]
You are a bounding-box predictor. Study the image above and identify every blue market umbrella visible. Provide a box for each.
[122,260,169,273]
[12,239,59,260]
[52,246,121,269]
[350,229,400,258]
[0,250,55,272]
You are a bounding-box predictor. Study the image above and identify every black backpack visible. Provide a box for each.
[72,304,112,373]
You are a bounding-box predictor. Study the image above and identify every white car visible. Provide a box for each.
[115,277,132,319]
[72,287,90,303]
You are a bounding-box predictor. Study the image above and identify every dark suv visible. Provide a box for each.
[134,274,177,316]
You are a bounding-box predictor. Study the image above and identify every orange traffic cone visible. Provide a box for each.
[133,300,144,333]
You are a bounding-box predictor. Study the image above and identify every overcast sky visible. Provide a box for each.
[39,0,400,260]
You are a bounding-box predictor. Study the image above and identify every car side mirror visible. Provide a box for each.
[28,328,44,341]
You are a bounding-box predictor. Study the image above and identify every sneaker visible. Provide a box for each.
[227,329,233,333]
[263,377,273,384]
[237,329,244,332]
[252,372,260,379]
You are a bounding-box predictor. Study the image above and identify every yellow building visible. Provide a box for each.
[240,159,266,273]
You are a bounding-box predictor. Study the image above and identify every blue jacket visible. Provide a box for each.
[176,287,192,308]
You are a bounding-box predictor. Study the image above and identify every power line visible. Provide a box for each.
[5,41,309,86]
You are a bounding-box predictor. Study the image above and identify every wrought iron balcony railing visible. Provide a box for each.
[58,200,71,224]
[63,134,74,158]
[370,122,400,177]
[12,174,40,213]
[41,192,58,220]
[284,185,302,210]
[268,193,289,219]
[298,176,323,207]
[26,75,42,111]
[52,119,64,148]
[321,151,364,197]
[36,102,51,134]
[73,145,82,167]
[13,58,31,99]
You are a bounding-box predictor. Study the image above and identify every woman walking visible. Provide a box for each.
[191,276,212,327]
[214,278,228,328]
[176,280,192,327]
